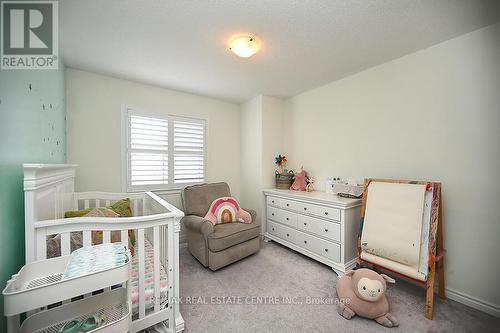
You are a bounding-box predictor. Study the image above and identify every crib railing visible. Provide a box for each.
[29,191,183,332]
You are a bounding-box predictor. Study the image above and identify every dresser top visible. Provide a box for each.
[263,189,362,208]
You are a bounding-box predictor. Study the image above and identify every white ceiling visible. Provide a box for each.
[60,0,500,103]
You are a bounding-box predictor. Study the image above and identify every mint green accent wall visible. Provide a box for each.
[0,64,65,330]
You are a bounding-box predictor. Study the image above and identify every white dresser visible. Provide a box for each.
[263,189,362,276]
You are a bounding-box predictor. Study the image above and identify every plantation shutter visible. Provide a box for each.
[128,114,169,187]
[126,110,206,191]
[173,119,205,184]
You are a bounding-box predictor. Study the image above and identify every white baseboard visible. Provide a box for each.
[446,288,500,318]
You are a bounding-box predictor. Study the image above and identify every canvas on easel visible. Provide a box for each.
[357,178,446,320]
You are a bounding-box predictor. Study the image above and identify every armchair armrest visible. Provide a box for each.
[182,215,214,236]
[242,208,258,225]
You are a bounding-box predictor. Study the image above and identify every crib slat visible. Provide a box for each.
[133,199,139,217]
[36,229,47,261]
[83,230,92,247]
[121,230,128,248]
[153,226,160,312]
[61,233,71,255]
[95,199,100,208]
[84,199,89,209]
[138,228,146,319]
[105,200,110,206]
[103,230,111,244]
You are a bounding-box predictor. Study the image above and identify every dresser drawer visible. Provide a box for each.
[280,198,299,211]
[312,238,341,263]
[267,206,280,221]
[299,215,341,243]
[316,220,341,243]
[295,230,317,253]
[267,220,280,237]
[297,202,341,221]
[267,196,282,208]
[277,224,296,243]
[279,209,297,228]
[297,214,316,234]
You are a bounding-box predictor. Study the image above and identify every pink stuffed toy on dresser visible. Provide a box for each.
[290,168,308,191]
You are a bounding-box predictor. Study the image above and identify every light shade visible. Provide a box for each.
[229,35,260,58]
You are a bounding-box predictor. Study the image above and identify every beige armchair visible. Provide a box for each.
[181,182,260,270]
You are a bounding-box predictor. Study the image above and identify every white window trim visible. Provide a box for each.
[121,105,208,193]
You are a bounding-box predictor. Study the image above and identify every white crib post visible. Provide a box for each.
[153,226,160,312]
[138,228,146,319]
[167,219,176,331]
[172,217,181,330]
[24,190,36,263]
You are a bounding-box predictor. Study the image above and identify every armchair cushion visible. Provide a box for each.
[182,182,231,217]
[208,222,260,252]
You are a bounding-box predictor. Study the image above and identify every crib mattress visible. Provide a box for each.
[130,239,169,313]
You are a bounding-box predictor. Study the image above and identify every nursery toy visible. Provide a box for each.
[290,167,308,191]
[306,176,316,192]
[336,268,399,328]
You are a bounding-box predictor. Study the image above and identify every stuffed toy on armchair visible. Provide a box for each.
[336,268,399,328]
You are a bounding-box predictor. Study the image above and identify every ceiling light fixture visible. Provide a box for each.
[229,34,260,58]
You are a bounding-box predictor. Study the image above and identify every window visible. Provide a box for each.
[124,108,206,191]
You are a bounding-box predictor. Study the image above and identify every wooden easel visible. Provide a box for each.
[357,179,446,320]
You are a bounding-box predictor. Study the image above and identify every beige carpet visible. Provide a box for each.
[179,241,499,333]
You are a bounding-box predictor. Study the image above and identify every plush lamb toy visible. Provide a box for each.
[336,268,399,328]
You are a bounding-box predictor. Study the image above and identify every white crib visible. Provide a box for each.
[23,164,185,332]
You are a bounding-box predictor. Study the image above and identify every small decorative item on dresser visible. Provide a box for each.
[290,167,308,191]
[275,154,294,189]
[332,180,364,198]
[306,176,316,192]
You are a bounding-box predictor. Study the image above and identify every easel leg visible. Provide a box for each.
[437,261,445,299]
[425,262,436,320]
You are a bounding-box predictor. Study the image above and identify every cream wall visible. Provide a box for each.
[240,96,263,224]
[240,95,284,232]
[65,69,241,242]
[283,23,500,314]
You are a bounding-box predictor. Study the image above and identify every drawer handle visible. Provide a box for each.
[325,229,328,232]
[271,213,275,216]
[272,228,275,231]
[303,222,307,226]
[286,217,289,221]
[324,248,329,252]
[272,200,275,203]
[286,233,290,237]
[286,203,290,207]
[303,207,307,211]
[303,240,307,244]
[324,212,329,215]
